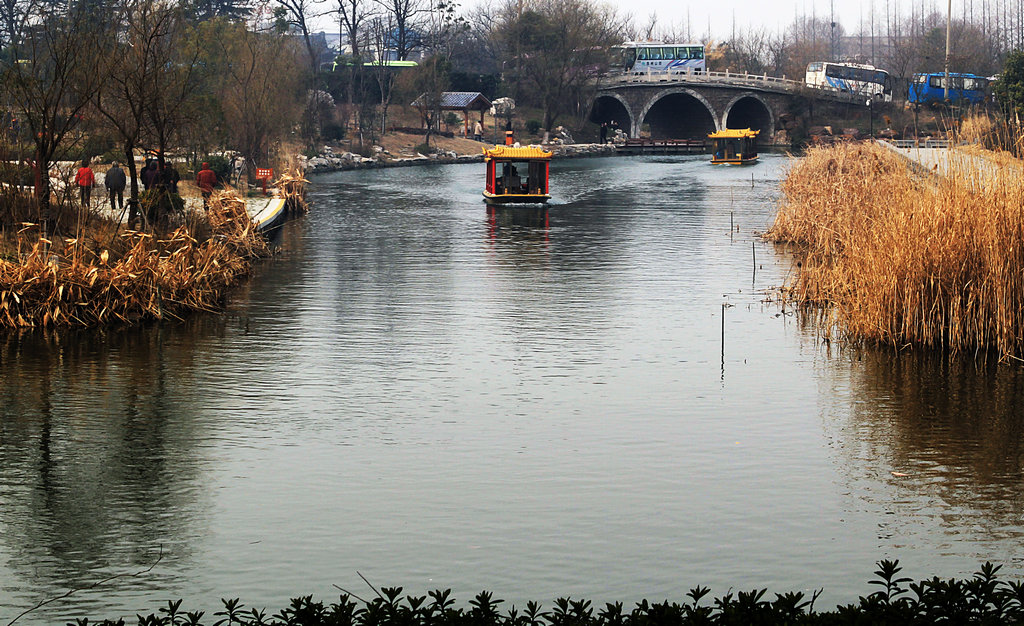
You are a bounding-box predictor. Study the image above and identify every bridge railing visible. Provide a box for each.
[599,69,803,90]
[886,138,952,149]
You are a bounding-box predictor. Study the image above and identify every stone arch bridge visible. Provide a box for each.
[590,72,870,144]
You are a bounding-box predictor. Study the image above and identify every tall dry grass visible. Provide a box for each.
[0,191,268,327]
[766,140,1024,360]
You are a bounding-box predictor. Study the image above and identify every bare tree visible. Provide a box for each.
[94,0,181,225]
[367,14,399,135]
[212,21,304,182]
[1,9,110,222]
[496,0,628,136]
[338,0,372,58]
[372,0,427,61]
[275,0,327,75]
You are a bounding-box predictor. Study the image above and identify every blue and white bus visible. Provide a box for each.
[805,61,892,101]
[909,72,990,106]
[615,42,705,75]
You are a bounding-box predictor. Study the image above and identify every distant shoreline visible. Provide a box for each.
[301,142,619,174]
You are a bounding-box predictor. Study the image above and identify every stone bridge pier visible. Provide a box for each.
[590,83,795,144]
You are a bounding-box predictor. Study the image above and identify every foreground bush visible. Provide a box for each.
[60,561,1024,626]
[766,140,1024,360]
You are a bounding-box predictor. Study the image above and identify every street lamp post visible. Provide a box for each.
[867,99,873,138]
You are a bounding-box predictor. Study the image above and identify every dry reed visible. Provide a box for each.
[276,168,309,213]
[766,139,1024,360]
[0,191,269,328]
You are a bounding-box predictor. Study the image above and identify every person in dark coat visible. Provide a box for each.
[163,162,180,194]
[105,161,127,211]
[140,160,159,191]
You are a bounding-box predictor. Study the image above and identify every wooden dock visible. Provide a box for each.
[616,138,707,155]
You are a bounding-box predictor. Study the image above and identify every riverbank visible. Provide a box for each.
[0,192,270,328]
[301,133,618,173]
[766,140,1024,360]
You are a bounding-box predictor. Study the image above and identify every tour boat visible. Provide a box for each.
[482,145,552,204]
[709,128,760,165]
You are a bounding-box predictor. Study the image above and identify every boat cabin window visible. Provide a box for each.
[493,160,547,195]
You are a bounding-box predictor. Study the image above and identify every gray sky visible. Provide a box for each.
[604,0,883,39]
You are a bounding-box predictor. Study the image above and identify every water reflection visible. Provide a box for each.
[825,350,1024,549]
[0,324,215,618]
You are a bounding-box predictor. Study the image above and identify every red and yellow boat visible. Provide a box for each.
[709,128,760,165]
[482,145,552,203]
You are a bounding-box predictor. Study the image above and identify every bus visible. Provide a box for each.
[908,72,990,106]
[805,62,892,101]
[613,42,705,75]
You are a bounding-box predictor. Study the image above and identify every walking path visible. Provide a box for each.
[878,139,1021,186]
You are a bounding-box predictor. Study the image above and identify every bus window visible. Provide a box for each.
[622,49,637,70]
[648,48,661,60]
[675,47,688,59]
[637,48,649,60]
[964,77,986,90]
[808,62,823,72]
[929,75,944,89]
[691,47,704,59]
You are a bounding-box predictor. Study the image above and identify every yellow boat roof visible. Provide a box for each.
[708,128,760,139]
[483,145,553,160]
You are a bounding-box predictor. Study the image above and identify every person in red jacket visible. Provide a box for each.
[195,161,217,209]
[74,159,95,209]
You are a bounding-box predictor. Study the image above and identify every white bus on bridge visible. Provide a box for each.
[614,42,706,75]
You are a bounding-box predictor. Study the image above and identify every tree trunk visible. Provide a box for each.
[125,143,140,226]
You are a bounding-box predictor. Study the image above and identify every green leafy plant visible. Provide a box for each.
[66,561,1024,626]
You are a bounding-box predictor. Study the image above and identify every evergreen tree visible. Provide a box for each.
[993,50,1024,120]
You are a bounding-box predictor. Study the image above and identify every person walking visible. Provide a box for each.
[105,161,127,212]
[163,162,180,194]
[140,160,159,191]
[75,159,95,209]
[196,162,217,208]
[474,120,483,141]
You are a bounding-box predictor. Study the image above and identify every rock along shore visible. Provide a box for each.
[300,142,619,174]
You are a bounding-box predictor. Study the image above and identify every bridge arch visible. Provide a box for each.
[722,93,774,141]
[588,94,633,139]
[637,88,718,140]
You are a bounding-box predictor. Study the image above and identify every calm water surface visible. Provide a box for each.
[1,155,1023,622]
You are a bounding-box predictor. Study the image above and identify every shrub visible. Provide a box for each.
[526,119,542,135]
[69,560,1024,626]
[322,122,346,141]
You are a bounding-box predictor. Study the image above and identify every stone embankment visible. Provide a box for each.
[301,142,618,174]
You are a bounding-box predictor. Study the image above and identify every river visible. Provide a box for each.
[1,154,1022,623]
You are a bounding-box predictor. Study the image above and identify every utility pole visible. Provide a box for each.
[831,0,837,60]
[944,0,952,100]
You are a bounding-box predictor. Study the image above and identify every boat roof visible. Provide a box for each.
[708,128,760,139]
[483,145,553,160]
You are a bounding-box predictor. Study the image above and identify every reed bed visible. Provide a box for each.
[0,191,268,328]
[766,140,1024,360]
[276,168,309,213]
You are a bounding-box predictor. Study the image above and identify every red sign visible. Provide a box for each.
[256,168,273,180]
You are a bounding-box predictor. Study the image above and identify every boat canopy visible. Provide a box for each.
[708,128,760,140]
[483,145,553,161]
